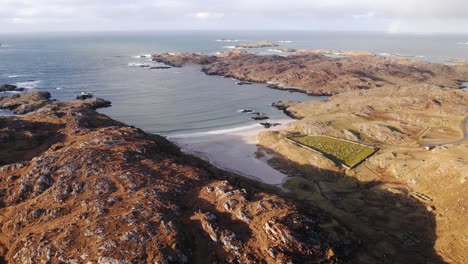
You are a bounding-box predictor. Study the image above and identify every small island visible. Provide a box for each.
[235,41,279,49]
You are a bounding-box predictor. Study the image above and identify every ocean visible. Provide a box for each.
[1,31,468,135]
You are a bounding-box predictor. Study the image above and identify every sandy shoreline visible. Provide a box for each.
[169,120,292,185]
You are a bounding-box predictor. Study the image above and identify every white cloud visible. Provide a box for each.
[9,17,35,24]
[192,12,225,20]
[352,11,376,20]
[0,0,466,32]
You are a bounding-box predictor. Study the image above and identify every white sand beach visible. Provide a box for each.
[169,120,292,185]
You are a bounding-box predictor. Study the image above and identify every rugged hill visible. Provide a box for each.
[260,85,468,263]
[0,92,357,263]
[152,50,468,95]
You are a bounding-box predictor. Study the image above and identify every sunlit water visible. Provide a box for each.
[1,31,468,135]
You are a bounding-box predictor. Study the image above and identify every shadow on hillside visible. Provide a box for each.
[170,131,444,263]
[259,144,443,263]
[0,118,65,166]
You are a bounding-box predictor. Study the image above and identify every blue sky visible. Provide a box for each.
[0,0,467,34]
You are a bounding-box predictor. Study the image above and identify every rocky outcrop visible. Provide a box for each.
[0,92,51,114]
[0,92,111,115]
[76,92,93,100]
[0,93,358,263]
[150,66,172,70]
[152,50,468,95]
[272,101,304,119]
[152,52,218,67]
[0,84,25,92]
[236,41,279,49]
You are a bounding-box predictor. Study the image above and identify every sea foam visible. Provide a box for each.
[216,39,240,42]
[169,123,263,138]
[15,80,41,89]
[268,49,283,53]
[131,54,152,59]
[127,62,154,67]
[7,74,29,78]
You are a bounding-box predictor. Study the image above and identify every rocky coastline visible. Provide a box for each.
[152,50,468,96]
[0,91,358,263]
[271,101,304,120]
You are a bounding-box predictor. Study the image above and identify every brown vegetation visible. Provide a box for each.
[0,93,357,263]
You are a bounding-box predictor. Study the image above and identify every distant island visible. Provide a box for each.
[235,41,279,48]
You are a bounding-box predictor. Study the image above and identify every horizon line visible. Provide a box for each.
[1,29,468,36]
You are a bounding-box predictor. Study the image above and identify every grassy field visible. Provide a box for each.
[287,135,376,168]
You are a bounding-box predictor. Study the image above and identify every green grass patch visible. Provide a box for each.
[287,135,377,168]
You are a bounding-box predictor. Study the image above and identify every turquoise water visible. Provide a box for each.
[1,31,467,134]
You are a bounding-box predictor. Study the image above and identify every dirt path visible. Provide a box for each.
[420,116,468,147]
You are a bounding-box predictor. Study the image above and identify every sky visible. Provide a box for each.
[0,0,468,34]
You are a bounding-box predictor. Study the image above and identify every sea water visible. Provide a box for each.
[1,31,468,135]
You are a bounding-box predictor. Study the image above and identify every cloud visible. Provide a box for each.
[0,0,466,32]
[9,17,34,24]
[352,11,376,20]
[192,12,225,20]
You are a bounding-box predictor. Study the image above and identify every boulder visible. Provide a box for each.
[76,93,93,100]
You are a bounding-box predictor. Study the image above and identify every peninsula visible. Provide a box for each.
[153,50,468,95]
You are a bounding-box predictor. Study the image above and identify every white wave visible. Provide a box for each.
[0,90,22,94]
[131,54,152,59]
[169,124,263,139]
[456,42,468,45]
[216,39,240,42]
[378,53,392,57]
[7,74,29,78]
[268,49,283,53]
[223,46,237,49]
[56,87,63,90]
[278,40,293,43]
[14,80,41,89]
[127,62,152,67]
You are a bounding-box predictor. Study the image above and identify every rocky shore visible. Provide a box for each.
[152,50,468,95]
[0,92,358,263]
[0,84,25,93]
